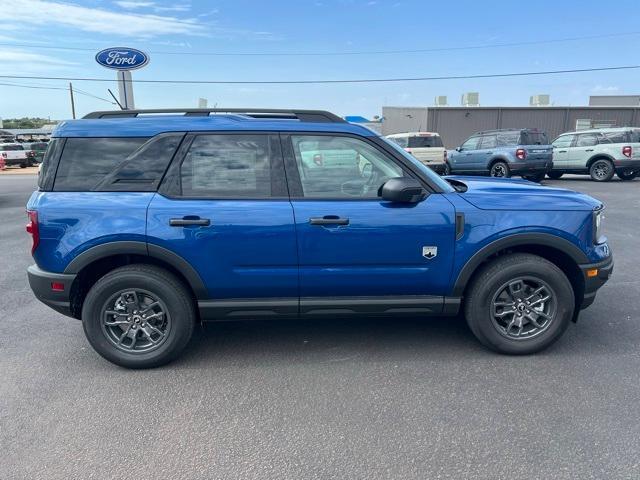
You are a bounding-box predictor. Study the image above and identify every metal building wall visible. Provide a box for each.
[382,106,640,149]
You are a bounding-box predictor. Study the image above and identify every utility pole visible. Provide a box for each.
[69,82,76,119]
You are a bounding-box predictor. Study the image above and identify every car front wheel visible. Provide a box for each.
[464,253,574,355]
[523,173,545,183]
[82,264,195,368]
[547,171,563,180]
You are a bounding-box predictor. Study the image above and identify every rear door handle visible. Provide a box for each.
[485,152,492,154]
[169,217,211,226]
[309,216,349,226]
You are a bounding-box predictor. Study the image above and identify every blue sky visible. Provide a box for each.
[0,0,639,120]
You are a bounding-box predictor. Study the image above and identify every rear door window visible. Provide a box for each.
[54,137,148,191]
[179,134,276,198]
[576,134,598,147]
[408,136,443,148]
[480,135,497,149]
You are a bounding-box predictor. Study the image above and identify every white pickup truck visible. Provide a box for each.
[0,143,32,168]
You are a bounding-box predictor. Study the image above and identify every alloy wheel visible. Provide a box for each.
[490,277,557,340]
[101,289,171,353]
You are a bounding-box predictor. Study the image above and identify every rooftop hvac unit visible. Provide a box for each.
[434,96,448,106]
[461,92,479,107]
[530,94,550,106]
[575,119,592,130]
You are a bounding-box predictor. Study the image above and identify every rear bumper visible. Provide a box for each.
[4,158,29,166]
[509,160,552,175]
[614,159,640,169]
[27,264,77,318]
[579,254,614,310]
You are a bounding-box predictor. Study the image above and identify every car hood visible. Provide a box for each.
[446,176,602,211]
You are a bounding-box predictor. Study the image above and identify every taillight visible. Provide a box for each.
[516,148,527,160]
[1,152,6,159]
[622,146,632,158]
[28,150,36,157]
[26,210,39,254]
[313,153,323,166]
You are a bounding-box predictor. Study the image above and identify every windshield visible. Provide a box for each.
[381,136,454,193]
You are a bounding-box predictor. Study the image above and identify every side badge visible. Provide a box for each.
[422,246,438,260]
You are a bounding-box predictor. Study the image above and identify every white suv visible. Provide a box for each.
[385,132,447,174]
[0,143,31,168]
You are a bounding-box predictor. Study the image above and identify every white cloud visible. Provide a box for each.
[591,85,620,93]
[114,1,191,13]
[114,1,155,8]
[0,0,205,38]
[0,49,77,66]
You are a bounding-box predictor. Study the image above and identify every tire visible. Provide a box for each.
[490,161,510,178]
[443,162,451,175]
[464,253,574,355]
[589,159,615,182]
[82,264,195,369]
[617,169,638,181]
[546,171,563,180]
[19,163,27,168]
[523,173,545,183]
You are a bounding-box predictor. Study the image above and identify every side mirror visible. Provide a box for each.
[380,177,425,203]
[455,147,462,152]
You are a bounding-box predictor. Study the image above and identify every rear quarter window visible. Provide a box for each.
[53,137,148,191]
[603,131,630,144]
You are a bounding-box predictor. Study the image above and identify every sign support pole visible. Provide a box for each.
[69,82,76,119]
[117,70,135,110]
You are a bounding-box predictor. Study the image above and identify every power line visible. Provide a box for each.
[0,31,639,57]
[0,81,115,103]
[0,65,638,85]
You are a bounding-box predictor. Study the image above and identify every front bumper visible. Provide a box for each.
[579,254,614,310]
[27,264,77,318]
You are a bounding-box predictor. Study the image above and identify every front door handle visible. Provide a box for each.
[309,216,349,226]
[585,149,594,152]
[485,152,492,154]
[169,217,211,226]
[558,150,567,153]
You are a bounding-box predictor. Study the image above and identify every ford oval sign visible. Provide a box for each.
[95,47,149,71]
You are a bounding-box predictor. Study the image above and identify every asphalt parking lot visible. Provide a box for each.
[1,174,639,480]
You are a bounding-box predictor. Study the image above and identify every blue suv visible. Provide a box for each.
[27,109,612,368]
[446,128,553,182]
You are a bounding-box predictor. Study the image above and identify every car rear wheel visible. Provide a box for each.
[82,264,195,369]
[547,171,563,180]
[490,161,510,178]
[443,162,451,175]
[589,159,615,182]
[617,169,638,181]
[464,253,574,355]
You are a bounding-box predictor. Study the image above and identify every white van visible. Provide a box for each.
[385,132,447,173]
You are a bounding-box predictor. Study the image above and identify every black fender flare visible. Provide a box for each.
[587,153,615,168]
[64,241,208,299]
[451,233,589,296]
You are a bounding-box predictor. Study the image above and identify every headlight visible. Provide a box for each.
[593,208,605,244]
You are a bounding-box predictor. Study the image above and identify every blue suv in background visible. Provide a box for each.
[27,109,612,368]
[446,128,553,182]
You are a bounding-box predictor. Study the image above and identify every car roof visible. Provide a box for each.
[557,127,637,135]
[386,131,440,137]
[52,110,378,138]
[475,128,544,135]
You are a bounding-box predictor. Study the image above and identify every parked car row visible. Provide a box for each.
[386,127,640,182]
[0,143,36,168]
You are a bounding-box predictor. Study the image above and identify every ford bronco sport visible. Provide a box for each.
[27,109,613,368]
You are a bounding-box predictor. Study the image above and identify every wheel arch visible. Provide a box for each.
[586,153,615,169]
[487,156,510,171]
[453,233,588,318]
[64,241,208,319]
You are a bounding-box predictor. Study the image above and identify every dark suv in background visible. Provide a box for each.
[446,128,553,182]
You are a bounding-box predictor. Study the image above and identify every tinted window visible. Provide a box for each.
[180,134,273,198]
[38,138,64,191]
[54,137,148,191]
[552,135,574,148]
[481,135,497,149]
[96,134,184,191]
[460,136,480,150]
[29,142,48,151]
[629,130,640,143]
[495,132,520,146]
[387,136,408,148]
[0,145,24,151]
[602,131,629,144]
[576,134,598,147]
[408,135,443,148]
[521,131,548,145]
[292,135,404,198]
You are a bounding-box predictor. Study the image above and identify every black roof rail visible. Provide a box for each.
[83,108,346,123]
